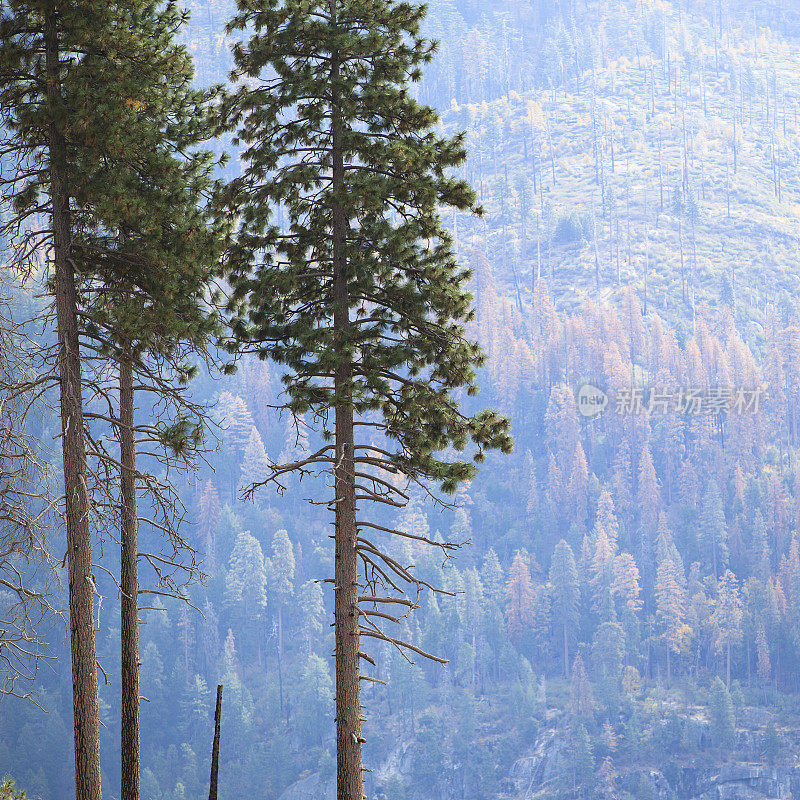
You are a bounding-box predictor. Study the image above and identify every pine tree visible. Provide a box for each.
[655,513,686,587]
[218,393,256,456]
[525,458,540,521]
[591,528,616,611]
[2,6,225,797]
[598,755,616,800]
[450,507,471,544]
[298,655,335,744]
[461,567,484,689]
[69,30,222,772]
[223,0,512,794]
[570,653,594,718]
[709,676,736,749]
[240,427,271,496]
[199,601,221,677]
[568,443,590,531]
[530,584,553,664]
[594,489,620,553]
[611,553,643,612]
[751,511,771,582]
[225,531,268,615]
[544,385,580,460]
[176,606,194,677]
[298,580,326,657]
[179,675,211,743]
[636,444,659,573]
[481,548,505,606]
[545,449,565,510]
[505,552,534,642]
[712,569,743,688]
[699,479,729,580]
[566,720,595,797]
[655,555,687,685]
[549,540,580,676]
[396,492,431,544]
[221,628,239,680]
[0,7,112,793]
[592,622,625,712]
[601,720,617,753]
[199,482,222,570]
[268,528,296,714]
[756,624,771,686]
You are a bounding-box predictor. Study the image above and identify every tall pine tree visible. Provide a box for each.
[70,7,225,797]
[223,1,512,795]
[1,5,122,795]
[549,539,580,677]
[2,5,225,798]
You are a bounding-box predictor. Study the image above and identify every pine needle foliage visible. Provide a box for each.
[223,0,513,491]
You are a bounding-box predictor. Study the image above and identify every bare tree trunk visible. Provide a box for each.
[209,685,223,800]
[46,9,102,800]
[331,2,363,797]
[120,348,140,800]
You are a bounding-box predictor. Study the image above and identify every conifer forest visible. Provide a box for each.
[8,0,800,799]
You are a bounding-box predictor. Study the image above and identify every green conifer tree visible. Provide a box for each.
[655,554,687,685]
[225,531,268,615]
[0,5,115,792]
[712,569,743,688]
[481,548,506,606]
[1,6,225,798]
[506,552,534,642]
[565,721,595,797]
[709,676,736,749]
[222,0,512,794]
[699,479,729,580]
[549,539,580,677]
[240,427,271,496]
[592,621,625,713]
[298,580,326,657]
[268,528,295,715]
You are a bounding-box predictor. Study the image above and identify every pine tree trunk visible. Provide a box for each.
[331,4,363,797]
[46,10,103,800]
[120,349,140,800]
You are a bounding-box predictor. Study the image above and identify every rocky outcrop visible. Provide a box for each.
[277,771,334,800]
[278,723,800,800]
[505,734,800,800]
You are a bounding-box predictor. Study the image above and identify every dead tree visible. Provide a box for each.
[0,291,58,699]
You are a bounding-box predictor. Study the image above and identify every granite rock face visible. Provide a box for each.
[504,729,800,800]
[278,726,800,800]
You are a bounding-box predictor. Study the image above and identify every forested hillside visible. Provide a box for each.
[6,2,800,800]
